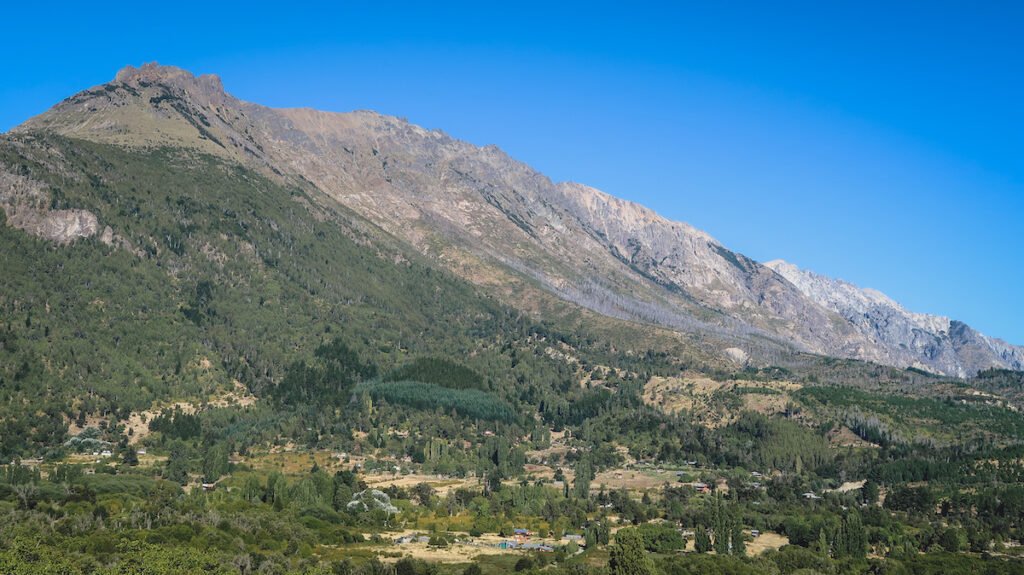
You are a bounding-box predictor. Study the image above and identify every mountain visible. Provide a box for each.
[765,260,1024,377]
[9,62,1022,376]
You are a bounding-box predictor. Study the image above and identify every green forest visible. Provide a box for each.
[1,134,1023,574]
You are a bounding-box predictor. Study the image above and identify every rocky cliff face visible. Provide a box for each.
[12,63,1022,375]
[0,169,100,243]
[766,260,1024,377]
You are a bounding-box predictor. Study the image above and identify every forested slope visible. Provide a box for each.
[0,133,694,457]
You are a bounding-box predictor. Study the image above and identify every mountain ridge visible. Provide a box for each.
[766,260,1023,377]
[9,62,1021,376]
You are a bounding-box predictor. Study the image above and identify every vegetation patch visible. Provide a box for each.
[383,357,485,390]
[356,380,516,422]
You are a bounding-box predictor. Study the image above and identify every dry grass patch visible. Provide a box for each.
[682,531,788,556]
[591,468,679,492]
[644,374,802,426]
[364,473,479,496]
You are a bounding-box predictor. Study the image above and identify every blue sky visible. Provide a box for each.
[3,1,1022,344]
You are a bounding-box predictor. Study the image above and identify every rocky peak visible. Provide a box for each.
[115,62,196,84]
[115,63,227,101]
[15,63,276,171]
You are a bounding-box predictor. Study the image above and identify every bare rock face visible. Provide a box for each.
[0,170,99,243]
[766,260,1024,376]
[553,182,868,356]
[724,347,750,366]
[13,63,1021,375]
[7,208,100,243]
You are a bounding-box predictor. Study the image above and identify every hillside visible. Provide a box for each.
[0,132,711,457]
[13,62,1021,376]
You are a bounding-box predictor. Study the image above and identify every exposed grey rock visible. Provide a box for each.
[0,170,99,243]
[766,260,1024,376]
[724,347,750,366]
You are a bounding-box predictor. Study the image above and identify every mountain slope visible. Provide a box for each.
[11,63,1022,376]
[766,260,1024,377]
[0,134,543,455]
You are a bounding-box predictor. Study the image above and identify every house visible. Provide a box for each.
[521,543,554,552]
[201,483,217,492]
[514,528,531,537]
[691,482,711,494]
[750,530,761,538]
[100,450,112,458]
[802,492,821,500]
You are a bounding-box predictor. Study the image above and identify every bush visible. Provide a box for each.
[632,523,684,553]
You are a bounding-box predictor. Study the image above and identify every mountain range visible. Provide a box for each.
[6,62,1021,377]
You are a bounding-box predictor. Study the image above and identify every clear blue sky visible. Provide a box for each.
[3,1,1022,344]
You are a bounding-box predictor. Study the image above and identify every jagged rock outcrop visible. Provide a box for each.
[766,260,1024,376]
[11,63,1021,375]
